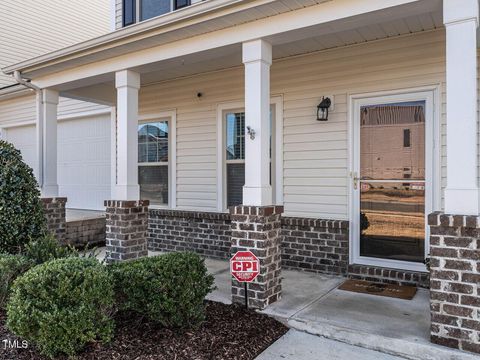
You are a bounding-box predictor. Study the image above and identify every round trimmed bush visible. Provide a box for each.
[7,257,115,358]
[0,254,34,308]
[0,140,46,253]
[110,252,215,328]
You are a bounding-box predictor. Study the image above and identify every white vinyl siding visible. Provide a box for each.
[140,67,244,211]
[0,96,108,126]
[140,30,448,218]
[116,0,124,29]
[57,98,108,117]
[0,0,110,87]
[0,95,36,127]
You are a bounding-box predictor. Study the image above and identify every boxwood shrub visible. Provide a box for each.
[110,252,214,328]
[7,257,115,358]
[0,254,34,308]
[25,234,78,265]
[0,140,46,253]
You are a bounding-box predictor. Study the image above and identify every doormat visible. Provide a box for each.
[338,279,417,300]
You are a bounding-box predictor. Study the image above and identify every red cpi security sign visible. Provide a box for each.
[230,251,259,283]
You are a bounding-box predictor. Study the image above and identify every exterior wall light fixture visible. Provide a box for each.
[317,96,332,121]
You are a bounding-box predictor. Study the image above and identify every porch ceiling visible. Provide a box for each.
[62,0,443,104]
[137,1,444,86]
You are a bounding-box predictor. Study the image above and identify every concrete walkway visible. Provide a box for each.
[202,258,478,360]
[256,329,405,360]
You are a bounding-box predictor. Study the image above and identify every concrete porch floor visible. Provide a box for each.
[66,209,105,222]
[203,257,477,360]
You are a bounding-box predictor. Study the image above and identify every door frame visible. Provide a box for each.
[348,86,440,273]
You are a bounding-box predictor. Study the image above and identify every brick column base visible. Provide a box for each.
[41,197,67,244]
[229,205,283,309]
[428,212,480,354]
[104,200,149,262]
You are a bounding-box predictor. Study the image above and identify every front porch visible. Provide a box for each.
[9,0,480,354]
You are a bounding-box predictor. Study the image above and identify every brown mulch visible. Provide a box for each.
[0,301,288,360]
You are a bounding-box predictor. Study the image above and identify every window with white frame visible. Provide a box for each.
[138,120,169,205]
[123,0,192,26]
[224,108,274,207]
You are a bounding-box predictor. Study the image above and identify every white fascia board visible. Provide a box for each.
[31,0,419,88]
[2,0,271,75]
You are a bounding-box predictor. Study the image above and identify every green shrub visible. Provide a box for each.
[25,234,78,265]
[0,254,34,308]
[110,252,214,328]
[0,140,46,253]
[7,257,115,358]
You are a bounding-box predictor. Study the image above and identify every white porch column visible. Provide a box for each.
[242,39,272,206]
[444,0,480,215]
[38,89,59,197]
[114,70,140,200]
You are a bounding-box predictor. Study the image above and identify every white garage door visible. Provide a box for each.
[4,114,111,210]
[3,124,38,177]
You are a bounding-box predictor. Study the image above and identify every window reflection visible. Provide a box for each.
[359,101,426,263]
[141,0,171,20]
[138,121,169,205]
[360,182,425,263]
[360,102,425,181]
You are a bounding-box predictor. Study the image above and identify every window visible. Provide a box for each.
[224,109,273,207]
[225,112,246,207]
[141,0,171,20]
[138,121,169,205]
[403,128,411,148]
[123,0,193,25]
[175,0,191,10]
[123,0,136,26]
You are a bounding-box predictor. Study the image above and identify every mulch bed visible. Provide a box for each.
[0,301,288,359]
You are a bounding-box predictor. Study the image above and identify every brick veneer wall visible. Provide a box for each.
[429,212,480,354]
[148,209,231,259]
[281,217,349,275]
[146,211,430,287]
[230,205,283,309]
[65,217,106,248]
[348,265,430,288]
[105,200,149,262]
[41,197,67,244]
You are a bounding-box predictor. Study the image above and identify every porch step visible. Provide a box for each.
[288,319,478,360]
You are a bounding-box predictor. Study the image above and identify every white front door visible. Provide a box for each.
[350,90,436,272]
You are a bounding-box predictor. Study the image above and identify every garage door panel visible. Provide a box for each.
[4,125,38,177]
[58,114,111,210]
[5,114,111,211]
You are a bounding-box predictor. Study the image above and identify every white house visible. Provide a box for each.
[1,0,479,353]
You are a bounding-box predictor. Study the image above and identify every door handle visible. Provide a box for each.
[352,172,360,190]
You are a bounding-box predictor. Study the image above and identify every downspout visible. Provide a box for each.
[13,71,41,91]
[12,71,44,188]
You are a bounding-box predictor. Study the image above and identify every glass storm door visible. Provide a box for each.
[352,94,433,271]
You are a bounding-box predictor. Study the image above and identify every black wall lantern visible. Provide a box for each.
[317,96,332,121]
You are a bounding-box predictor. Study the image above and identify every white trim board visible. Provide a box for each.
[348,86,440,273]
